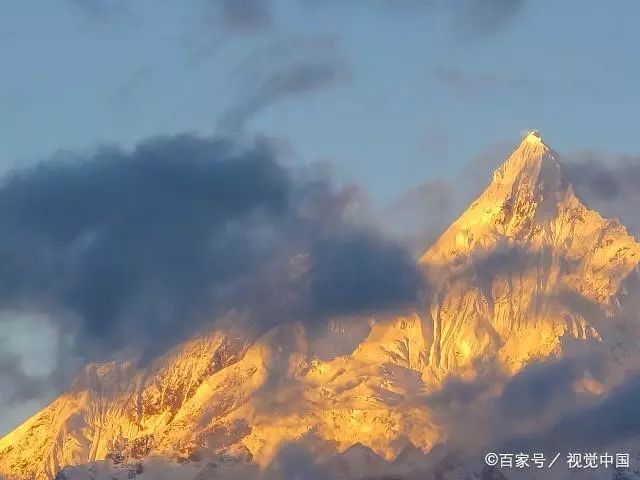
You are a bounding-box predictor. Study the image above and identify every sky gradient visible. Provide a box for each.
[2,0,640,204]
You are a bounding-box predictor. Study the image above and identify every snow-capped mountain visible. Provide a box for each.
[2,132,640,480]
[421,131,640,379]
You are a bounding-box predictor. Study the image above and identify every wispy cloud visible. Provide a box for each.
[204,0,529,40]
[217,0,272,33]
[298,0,529,38]
[112,65,154,102]
[564,151,640,237]
[447,0,527,39]
[218,35,349,133]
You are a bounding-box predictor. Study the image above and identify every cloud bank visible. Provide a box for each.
[0,133,423,405]
[564,152,640,236]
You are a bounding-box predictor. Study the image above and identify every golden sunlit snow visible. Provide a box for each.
[2,133,640,479]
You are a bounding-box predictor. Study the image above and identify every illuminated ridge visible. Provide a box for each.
[2,132,640,480]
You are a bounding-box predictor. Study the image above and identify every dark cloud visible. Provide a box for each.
[0,346,49,406]
[563,152,640,236]
[297,0,528,38]
[423,339,640,470]
[70,0,527,38]
[113,65,154,101]
[217,0,272,32]
[464,245,553,289]
[0,135,289,359]
[427,354,611,456]
[220,62,345,132]
[426,363,501,409]
[537,373,640,450]
[266,443,330,480]
[185,0,274,67]
[499,368,640,454]
[309,231,423,317]
[449,0,527,38]
[0,133,422,398]
[205,0,527,43]
[498,359,578,419]
[219,36,348,133]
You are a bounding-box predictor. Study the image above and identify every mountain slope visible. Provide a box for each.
[2,132,640,480]
[0,319,441,479]
[421,131,640,378]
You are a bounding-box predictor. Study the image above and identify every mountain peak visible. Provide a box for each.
[420,131,567,268]
[523,129,544,145]
[487,129,559,200]
[419,130,640,379]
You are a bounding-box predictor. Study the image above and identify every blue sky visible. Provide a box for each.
[2,0,640,207]
[1,0,640,435]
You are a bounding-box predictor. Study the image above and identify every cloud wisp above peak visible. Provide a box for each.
[296,0,528,38]
[218,35,349,134]
[201,0,530,41]
[447,0,527,38]
[217,0,273,33]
